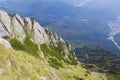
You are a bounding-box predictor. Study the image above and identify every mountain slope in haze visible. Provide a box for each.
[0,10,120,80]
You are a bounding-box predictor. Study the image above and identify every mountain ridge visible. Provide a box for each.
[0,9,77,67]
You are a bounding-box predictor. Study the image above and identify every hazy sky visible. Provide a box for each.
[0,0,120,17]
[0,0,93,6]
[0,0,119,7]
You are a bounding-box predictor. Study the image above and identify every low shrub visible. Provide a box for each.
[2,36,10,39]
[10,38,24,50]
[48,58,63,69]
[10,37,39,58]
[73,75,84,80]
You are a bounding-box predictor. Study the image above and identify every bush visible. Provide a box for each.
[85,74,88,76]
[24,45,39,58]
[73,76,84,80]
[10,38,24,50]
[2,36,10,39]
[45,28,52,36]
[10,37,39,58]
[41,42,78,66]
[9,14,15,17]
[84,64,96,69]
[24,37,38,50]
[23,37,39,57]
[85,70,91,74]
[67,51,78,65]
[79,78,85,80]
[48,58,63,69]
[108,70,118,74]
[40,44,63,60]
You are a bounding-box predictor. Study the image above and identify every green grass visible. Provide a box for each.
[40,44,64,68]
[40,44,63,60]
[8,14,15,17]
[23,24,29,36]
[40,42,78,68]
[2,36,10,40]
[9,38,24,50]
[0,44,120,80]
[67,51,78,65]
[45,28,52,38]
[9,37,39,58]
[107,74,120,80]
[24,37,39,58]
[48,58,63,69]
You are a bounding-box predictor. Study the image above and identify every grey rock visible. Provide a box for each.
[0,10,11,37]
[24,17,32,31]
[33,21,48,44]
[0,38,11,48]
[12,14,26,41]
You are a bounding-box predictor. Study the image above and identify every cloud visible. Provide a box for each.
[73,0,92,7]
[49,0,93,7]
[64,0,93,7]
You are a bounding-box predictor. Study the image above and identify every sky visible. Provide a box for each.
[0,0,93,6]
[0,0,119,8]
[0,0,120,17]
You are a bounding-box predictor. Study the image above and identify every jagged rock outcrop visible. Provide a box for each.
[0,9,77,65]
[0,10,11,37]
[24,17,32,33]
[11,14,26,41]
[0,10,52,44]
[33,21,48,44]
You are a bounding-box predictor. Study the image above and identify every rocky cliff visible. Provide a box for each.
[0,9,77,66]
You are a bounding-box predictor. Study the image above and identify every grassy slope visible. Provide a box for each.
[0,44,119,80]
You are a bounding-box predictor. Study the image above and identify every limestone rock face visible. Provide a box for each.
[11,14,26,41]
[45,28,60,47]
[0,9,70,49]
[0,9,74,61]
[0,9,64,45]
[0,9,78,68]
[0,10,11,37]
[15,14,24,26]
[33,21,48,44]
[0,22,9,37]
[0,10,26,41]
[24,17,32,31]
[50,34,59,47]
[0,38,11,48]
